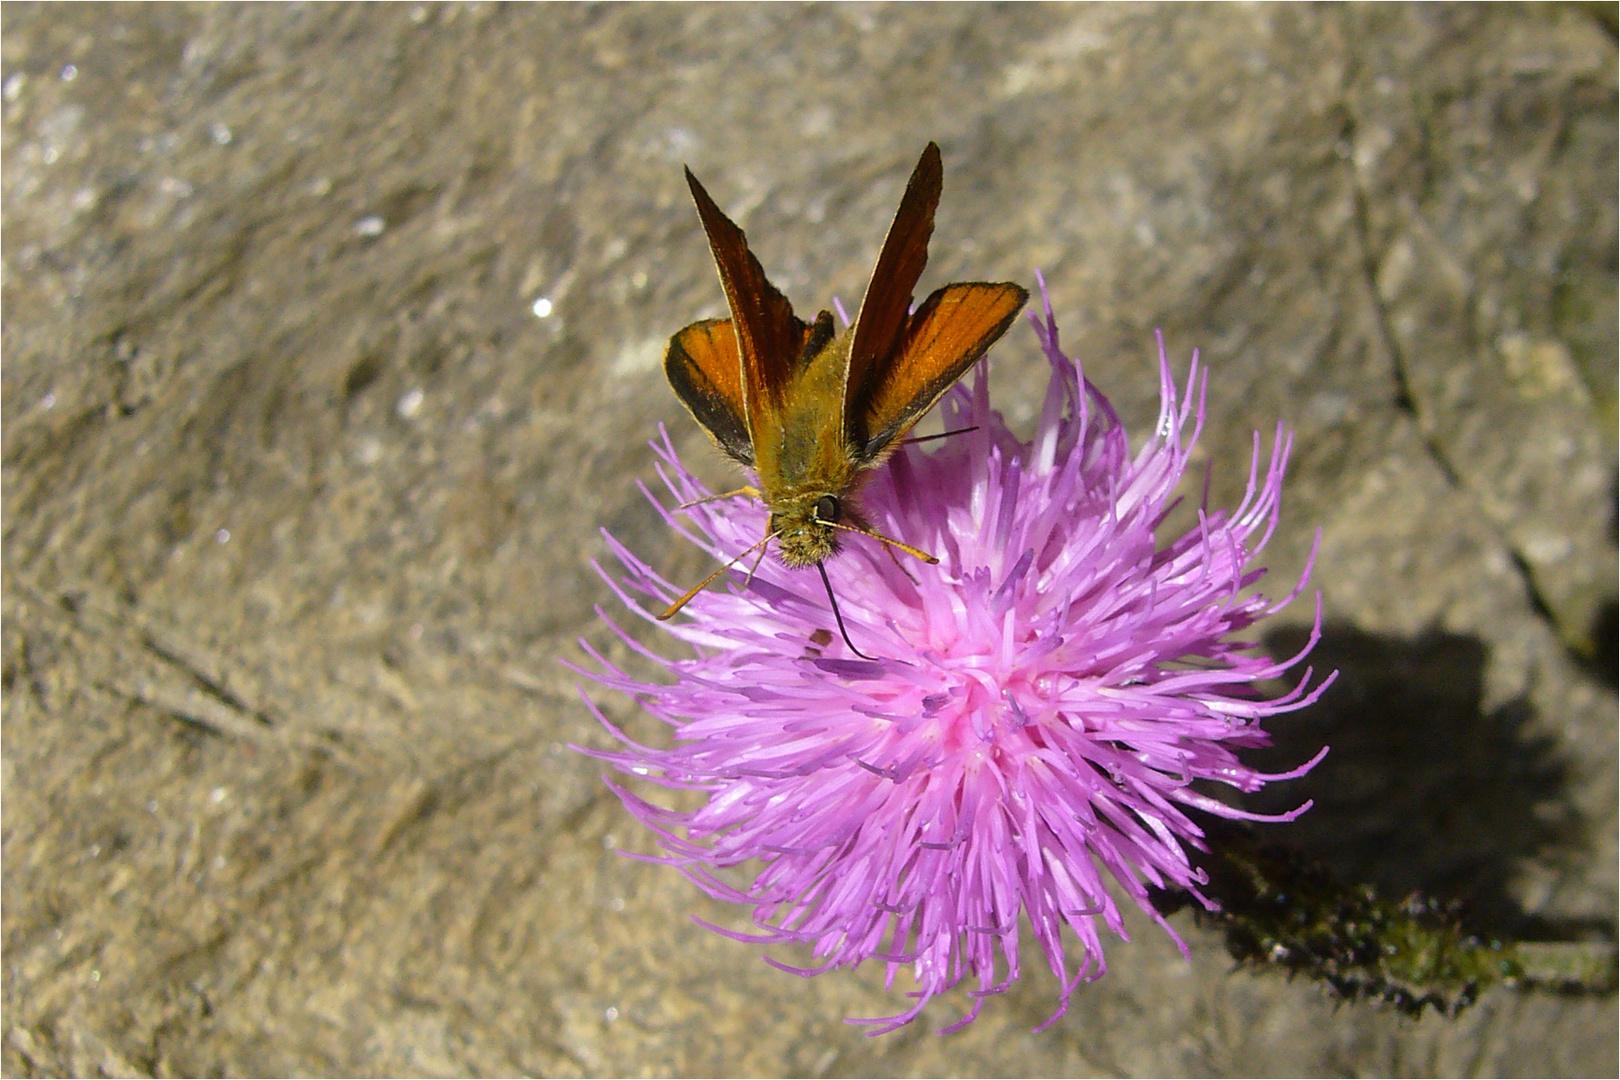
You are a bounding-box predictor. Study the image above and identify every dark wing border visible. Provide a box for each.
[664,318,755,466]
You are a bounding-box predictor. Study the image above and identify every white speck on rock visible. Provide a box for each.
[354,437,383,465]
[1522,533,1572,564]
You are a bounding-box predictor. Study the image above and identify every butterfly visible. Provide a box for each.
[659,142,1028,651]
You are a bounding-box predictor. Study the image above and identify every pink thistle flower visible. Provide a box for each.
[573,279,1333,1034]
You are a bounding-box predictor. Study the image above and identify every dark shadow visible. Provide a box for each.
[1589,464,1619,690]
[1577,0,1619,39]
[1228,621,1601,941]
[1584,598,1619,690]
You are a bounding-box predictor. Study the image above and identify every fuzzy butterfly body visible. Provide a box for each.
[661,142,1028,620]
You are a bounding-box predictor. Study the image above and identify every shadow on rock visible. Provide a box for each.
[1236,621,1599,940]
[1581,597,1618,691]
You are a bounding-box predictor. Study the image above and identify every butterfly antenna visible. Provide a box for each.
[827,519,938,565]
[901,425,979,446]
[817,561,877,662]
[658,531,778,620]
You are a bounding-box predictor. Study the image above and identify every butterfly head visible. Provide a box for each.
[769,491,844,569]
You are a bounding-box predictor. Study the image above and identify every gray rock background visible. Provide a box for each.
[3,4,1614,1076]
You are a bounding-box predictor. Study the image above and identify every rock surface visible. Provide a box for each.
[3,4,1614,1076]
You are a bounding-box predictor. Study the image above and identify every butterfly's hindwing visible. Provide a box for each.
[664,318,755,467]
[853,281,1029,461]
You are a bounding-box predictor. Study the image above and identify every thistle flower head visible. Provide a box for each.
[574,281,1331,1033]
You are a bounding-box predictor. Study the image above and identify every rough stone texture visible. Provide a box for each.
[3,4,1613,1076]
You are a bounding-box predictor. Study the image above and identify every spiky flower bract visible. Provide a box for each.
[574,282,1332,1033]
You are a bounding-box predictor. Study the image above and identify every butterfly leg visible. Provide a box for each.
[742,540,771,589]
[881,539,920,585]
[677,485,761,510]
[843,504,924,583]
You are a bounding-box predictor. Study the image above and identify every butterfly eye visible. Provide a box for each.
[813,495,841,524]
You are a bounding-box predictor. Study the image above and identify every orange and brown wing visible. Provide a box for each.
[844,142,942,445]
[684,167,810,437]
[664,318,754,467]
[852,281,1029,463]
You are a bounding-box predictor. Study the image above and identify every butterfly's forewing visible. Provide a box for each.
[843,143,942,447]
[664,318,754,466]
[853,281,1029,462]
[684,168,810,438]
